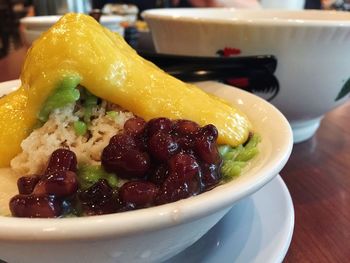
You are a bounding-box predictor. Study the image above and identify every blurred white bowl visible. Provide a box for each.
[20,28,42,47]
[102,3,138,22]
[0,79,293,263]
[20,15,126,46]
[260,0,305,10]
[143,8,350,143]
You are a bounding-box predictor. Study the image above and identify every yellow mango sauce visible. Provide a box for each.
[0,13,251,169]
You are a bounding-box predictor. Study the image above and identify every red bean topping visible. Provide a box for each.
[173,119,199,136]
[9,194,62,218]
[10,116,224,218]
[200,163,222,191]
[198,124,219,141]
[146,117,173,137]
[119,181,158,209]
[124,117,147,137]
[148,164,169,185]
[45,149,77,175]
[79,179,119,216]
[17,176,40,195]
[148,132,179,162]
[34,171,78,198]
[195,125,221,165]
[102,144,150,179]
[109,133,137,150]
[156,153,201,205]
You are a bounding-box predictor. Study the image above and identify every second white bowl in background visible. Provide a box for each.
[143,9,350,143]
[20,15,126,46]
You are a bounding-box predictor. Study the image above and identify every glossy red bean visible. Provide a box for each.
[102,144,150,179]
[176,136,195,152]
[134,133,149,151]
[156,171,201,205]
[146,117,173,136]
[17,176,40,195]
[148,132,179,162]
[34,171,78,198]
[109,133,137,150]
[198,124,219,142]
[9,194,62,218]
[156,153,201,205]
[195,140,221,165]
[148,164,169,185]
[124,117,147,137]
[79,179,119,215]
[195,126,221,164]
[45,149,77,175]
[200,163,222,191]
[119,181,158,209]
[173,120,199,136]
[168,153,200,179]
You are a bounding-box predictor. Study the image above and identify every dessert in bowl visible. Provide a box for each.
[0,14,292,262]
[143,8,350,143]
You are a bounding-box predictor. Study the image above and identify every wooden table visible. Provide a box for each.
[1,47,349,263]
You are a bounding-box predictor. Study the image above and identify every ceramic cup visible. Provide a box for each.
[143,9,350,143]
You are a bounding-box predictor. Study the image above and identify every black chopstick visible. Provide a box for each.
[138,52,277,74]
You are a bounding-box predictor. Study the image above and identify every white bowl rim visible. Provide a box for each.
[20,14,126,26]
[142,8,350,27]
[0,79,293,241]
[20,15,62,25]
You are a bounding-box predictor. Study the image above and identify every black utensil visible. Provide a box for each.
[139,52,279,101]
[224,69,280,102]
[170,67,279,101]
[138,52,277,74]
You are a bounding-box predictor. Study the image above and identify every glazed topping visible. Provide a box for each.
[0,13,251,168]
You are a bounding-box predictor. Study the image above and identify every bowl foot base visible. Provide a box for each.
[291,118,322,143]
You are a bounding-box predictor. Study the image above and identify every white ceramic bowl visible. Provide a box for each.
[0,79,292,263]
[143,9,350,143]
[20,15,126,46]
[260,0,305,10]
[20,28,42,47]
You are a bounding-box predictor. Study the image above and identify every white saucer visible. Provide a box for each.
[167,175,294,263]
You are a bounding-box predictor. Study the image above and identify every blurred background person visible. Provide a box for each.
[322,0,350,10]
[305,0,322,8]
[0,0,32,57]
